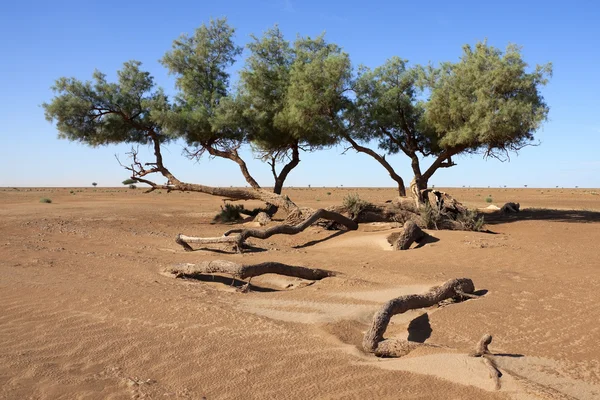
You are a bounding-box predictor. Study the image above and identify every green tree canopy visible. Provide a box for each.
[43,18,352,209]
[43,60,169,147]
[343,41,552,198]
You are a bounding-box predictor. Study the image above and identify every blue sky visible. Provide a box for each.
[1,0,599,188]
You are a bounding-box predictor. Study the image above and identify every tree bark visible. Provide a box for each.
[393,220,426,250]
[125,134,303,215]
[204,146,262,190]
[363,278,475,357]
[470,334,493,357]
[176,208,358,252]
[343,134,407,196]
[163,260,335,281]
[272,144,300,195]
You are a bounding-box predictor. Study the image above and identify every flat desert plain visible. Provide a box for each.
[1,187,600,400]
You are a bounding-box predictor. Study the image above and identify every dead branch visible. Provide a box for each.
[393,220,425,250]
[482,357,502,390]
[469,334,493,357]
[363,278,475,357]
[469,334,501,390]
[176,208,358,252]
[163,260,335,281]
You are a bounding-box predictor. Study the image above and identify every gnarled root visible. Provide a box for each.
[393,220,426,250]
[470,334,502,390]
[470,333,493,357]
[164,260,335,282]
[363,278,475,357]
[176,208,358,253]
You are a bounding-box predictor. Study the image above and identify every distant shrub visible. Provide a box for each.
[122,178,136,185]
[343,193,371,219]
[40,198,52,203]
[92,182,97,187]
[70,190,75,194]
[213,204,245,223]
[485,197,493,203]
[128,184,137,189]
[326,192,331,195]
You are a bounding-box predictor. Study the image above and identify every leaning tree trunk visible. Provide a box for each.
[363,277,475,357]
[409,176,429,209]
[176,208,358,252]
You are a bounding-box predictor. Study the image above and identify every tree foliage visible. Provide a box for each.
[420,41,552,158]
[344,41,552,196]
[44,19,551,207]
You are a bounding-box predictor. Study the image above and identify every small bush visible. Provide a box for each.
[40,198,52,203]
[455,209,486,232]
[213,204,245,224]
[92,182,97,187]
[122,178,136,185]
[343,193,371,218]
[419,204,443,229]
[326,192,331,196]
[70,190,75,194]
[129,184,137,189]
[485,197,493,203]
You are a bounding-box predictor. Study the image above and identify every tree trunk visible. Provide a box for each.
[163,260,335,281]
[176,208,358,252]
[343,134,407,196]
[363,278,475,357]
[409,176,428,208]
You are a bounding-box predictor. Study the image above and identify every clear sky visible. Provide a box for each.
[1,0,599,188]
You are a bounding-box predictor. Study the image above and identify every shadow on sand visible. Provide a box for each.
[484,208,600,225]
[178,273,279,292]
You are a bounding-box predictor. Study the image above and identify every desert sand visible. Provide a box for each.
[1,187,599,399]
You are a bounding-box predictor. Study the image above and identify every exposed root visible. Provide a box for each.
[176,208,358,252]
[469,334,502,390]
[393,220,426,250]
[483,356,502,390]
[363,278,475,356]
[469,334,493,357]
[163,260,335,282]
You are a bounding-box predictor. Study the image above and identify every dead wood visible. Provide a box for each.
[470,334,493,357]
[483,357,502,390]
[163,260,335,282]
[363,278,475,357]
[501,202,520,213]
[393,220,426,250]
[254,212,271,226]
[420,189,468,216]
[469,334,501,390]
[176,208,358,252]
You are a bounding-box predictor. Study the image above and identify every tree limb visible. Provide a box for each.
[163,260,335,281]
[176,208,358,252]
[363,278,475,357]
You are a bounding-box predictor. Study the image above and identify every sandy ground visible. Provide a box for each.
[1,187,600,399]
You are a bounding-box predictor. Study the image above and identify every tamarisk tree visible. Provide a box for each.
[344,41,552,203]
[43,19,350,216]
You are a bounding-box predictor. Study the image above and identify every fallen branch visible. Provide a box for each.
[469,333,493,357]
[470,334,501,390]
[363,278,476,357]
[176,208,358,252]
[164,260,335,283]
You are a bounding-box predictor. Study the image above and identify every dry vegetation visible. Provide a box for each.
[1,187,600,399]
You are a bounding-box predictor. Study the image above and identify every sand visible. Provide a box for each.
[1,187,599,399]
